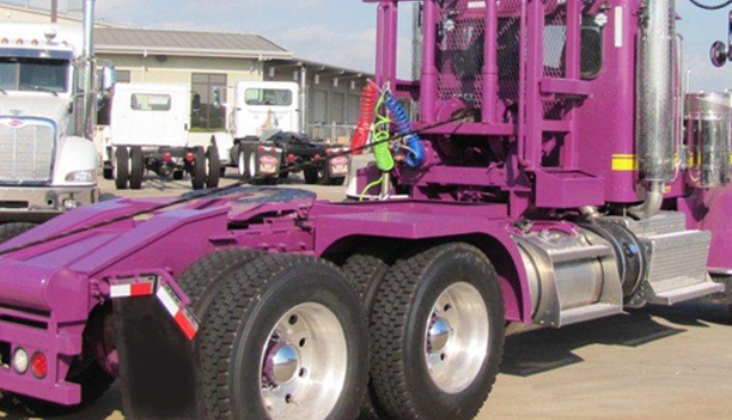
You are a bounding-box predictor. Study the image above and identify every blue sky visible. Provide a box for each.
[13,0,732,91]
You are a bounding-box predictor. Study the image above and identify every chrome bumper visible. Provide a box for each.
[0,186,99,221]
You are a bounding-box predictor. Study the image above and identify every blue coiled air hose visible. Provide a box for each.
[384,93,424,168]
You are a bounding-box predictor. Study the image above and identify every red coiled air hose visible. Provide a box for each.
[349,81,380,154]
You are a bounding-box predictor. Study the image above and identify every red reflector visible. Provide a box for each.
[31,352,47,379]
[314,154,322,161]
[163,152,173,162]
[257,146,265,152]
[174,311,198,341]
[185,152,195,162]
[287,154,296,163]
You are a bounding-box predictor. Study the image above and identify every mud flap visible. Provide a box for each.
[114,296,200,419]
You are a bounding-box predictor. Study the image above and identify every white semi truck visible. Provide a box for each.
[0,0,113,242]
[213,81,349,185]
[102,83,222,190]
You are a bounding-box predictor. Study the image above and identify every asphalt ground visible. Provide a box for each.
[2,169,732,420]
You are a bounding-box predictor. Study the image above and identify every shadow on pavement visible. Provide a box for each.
[501,300,730,378]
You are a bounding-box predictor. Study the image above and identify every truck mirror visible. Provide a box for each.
[192,93,201,113]
[710,40,728,68]
[102,65,116,92]
[213,88,222,109]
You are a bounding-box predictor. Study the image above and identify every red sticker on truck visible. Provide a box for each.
[330,156,349,175]
[259,155,279,174]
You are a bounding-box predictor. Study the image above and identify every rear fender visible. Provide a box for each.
[319,230,532,323]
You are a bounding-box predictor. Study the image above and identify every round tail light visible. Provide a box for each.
[31,352,47,379]
[12,348,28,374]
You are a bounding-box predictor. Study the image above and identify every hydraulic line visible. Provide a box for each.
[350,81,380,154]
[359,90,394,200]
[372,92,396,172]
[384,92,424,168]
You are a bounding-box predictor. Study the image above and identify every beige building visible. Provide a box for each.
[0,1,371,141]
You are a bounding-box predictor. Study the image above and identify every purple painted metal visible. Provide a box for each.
[2,0,732,408]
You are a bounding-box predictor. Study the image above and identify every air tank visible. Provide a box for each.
[684,92,732,188]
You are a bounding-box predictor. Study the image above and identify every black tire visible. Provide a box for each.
[304,166,319,185]
[206,145,221,189]
[129,146,144,190]
[191,148,206,190]
[200,254,369,420]
[0,222,37,243]
[103,166,113,180]
[370,243,505,420]
[341,244,400,420]
[177,249,261,316]
[173,170,184,181]
[319,168,344,186]
[237,145,250,181]
[115,147,130,190]
[279,171,289,179]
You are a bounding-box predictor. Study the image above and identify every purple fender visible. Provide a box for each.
[309,200,533,322]
[0,188,317,405]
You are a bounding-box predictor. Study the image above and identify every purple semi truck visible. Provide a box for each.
[1,0,732,419]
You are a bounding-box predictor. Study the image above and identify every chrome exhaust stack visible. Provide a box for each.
[632,0,677,219]
[73,0,97,139]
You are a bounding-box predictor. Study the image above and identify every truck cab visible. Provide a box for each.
[0,23,106,235]
[232,81,300,138]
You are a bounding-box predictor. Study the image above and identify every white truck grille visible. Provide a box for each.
[0,119,55,183]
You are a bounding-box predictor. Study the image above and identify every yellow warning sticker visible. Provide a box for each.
[612,154,638,171]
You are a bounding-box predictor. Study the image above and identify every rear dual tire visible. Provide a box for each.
[368,243,505,420]
[114,147,144,190]
[191,146,221,190]
[195,254,368,420]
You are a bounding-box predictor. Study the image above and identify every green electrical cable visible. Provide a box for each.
[358,177,384,201]
[372,93,395,173]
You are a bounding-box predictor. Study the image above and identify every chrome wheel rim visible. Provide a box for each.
[259,303,348,420]
[238,151,246,177]
[424,282,489,394]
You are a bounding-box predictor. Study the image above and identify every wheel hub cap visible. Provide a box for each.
[427,317,451,353]
[266,343,300,385]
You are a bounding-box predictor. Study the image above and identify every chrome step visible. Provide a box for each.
[613,212,720,307]
[560,303,623,326]
[643,279,725,305]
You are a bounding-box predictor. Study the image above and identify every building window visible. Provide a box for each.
[348,94,361,125]
[116,70,131,84]
[191,73,227,130]
[330,92,346,124]
[311,90,329,124]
